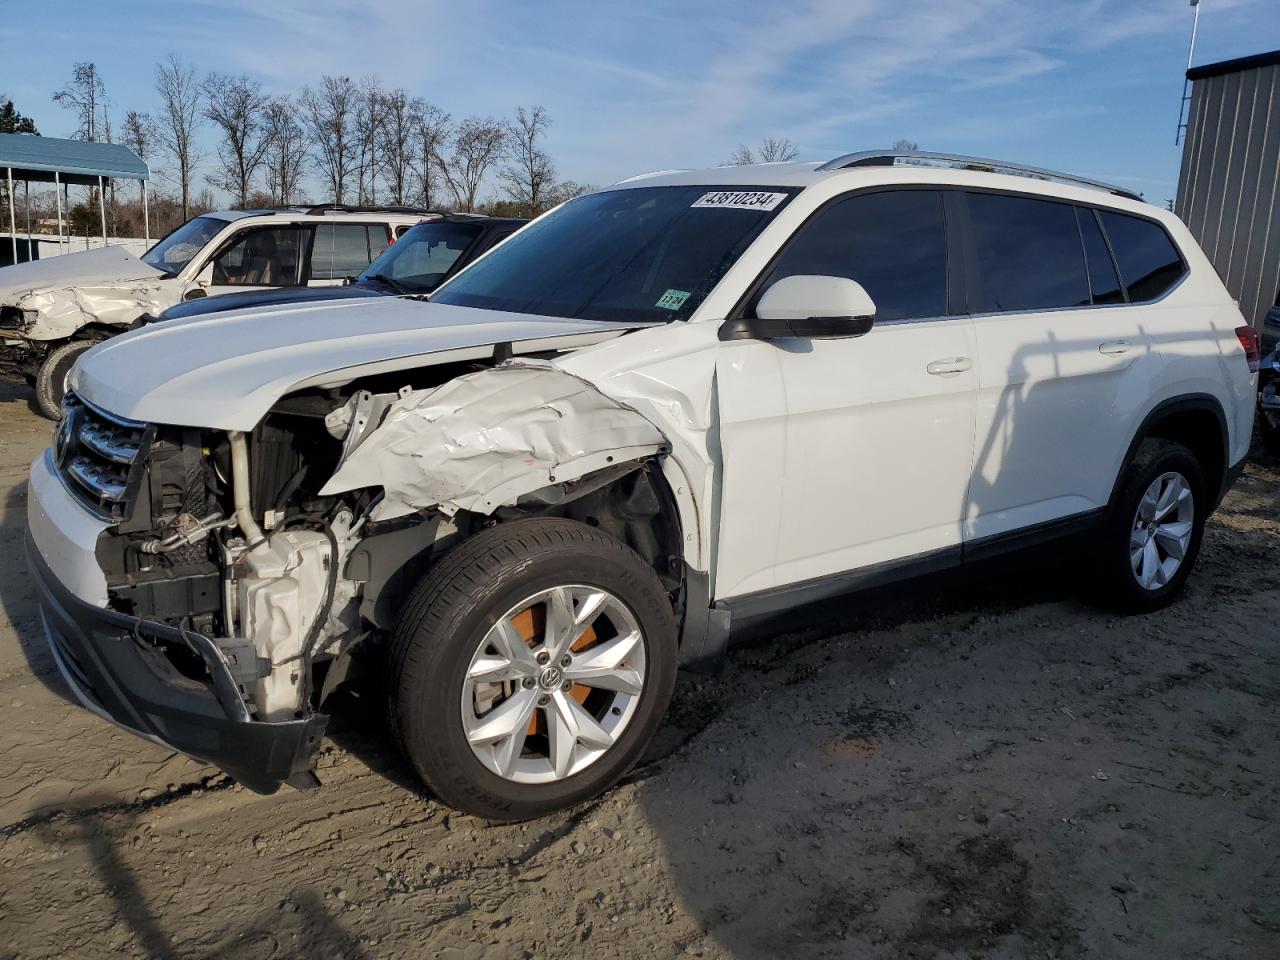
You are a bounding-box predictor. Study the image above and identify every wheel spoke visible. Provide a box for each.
[467,654,524,685]
[491,617,538,670]
[564,630,644,694]
[466,687,539,747]
[1138,489,1159,522]
[546,690,615,779]
[544,587,611,659]
[1141,538,1160,588]
[1154,478,1189,521]
[1154,520,1192,559]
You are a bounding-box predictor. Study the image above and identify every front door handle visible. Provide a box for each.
[1098,339,1132,356]
[926,356,973,375]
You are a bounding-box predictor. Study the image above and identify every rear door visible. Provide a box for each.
[962,192,1164,542]
[308,223,391,287]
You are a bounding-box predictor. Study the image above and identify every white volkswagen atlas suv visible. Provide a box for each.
[26,151,1258,820]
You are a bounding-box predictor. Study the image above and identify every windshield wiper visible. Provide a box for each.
[364,273,408,294]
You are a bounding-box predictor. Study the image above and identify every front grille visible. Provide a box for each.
[56,392,154,522]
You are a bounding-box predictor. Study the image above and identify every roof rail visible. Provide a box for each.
[815,150,1143,202]
[304,203,445,216]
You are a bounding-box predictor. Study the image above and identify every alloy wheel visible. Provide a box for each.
[461,585,647,784]
[1129,471,1194,590]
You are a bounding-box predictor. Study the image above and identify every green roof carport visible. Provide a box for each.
[0,132,151,263]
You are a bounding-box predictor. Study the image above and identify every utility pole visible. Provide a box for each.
[1176,0,1202,145]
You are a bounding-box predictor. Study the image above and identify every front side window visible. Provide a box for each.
[967,192,1091,313]
[1099,211,1186,302]
[311,224,380,280]
[211,227,304,286]
[142,215,227,274]
[753,189,947,322]
[361,221,484,293]
[431,186,797,323]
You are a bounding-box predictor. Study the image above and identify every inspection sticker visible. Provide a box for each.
[691,191,787,211]
[655,289,692,311]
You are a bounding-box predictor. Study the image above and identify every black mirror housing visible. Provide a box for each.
[719,313,875,341]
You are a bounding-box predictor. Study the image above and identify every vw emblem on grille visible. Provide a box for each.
[538,665,564,690]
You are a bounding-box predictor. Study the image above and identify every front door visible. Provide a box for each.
[191,226,307,299]
[713,189,978,600]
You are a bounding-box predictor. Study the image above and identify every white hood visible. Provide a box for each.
[70,296,640,430]
[0,246,164,301]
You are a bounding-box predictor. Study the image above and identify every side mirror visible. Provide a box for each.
[195,262,215,288]
[719,275,877,341]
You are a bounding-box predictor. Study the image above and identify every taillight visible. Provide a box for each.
[1236,325,1261,373]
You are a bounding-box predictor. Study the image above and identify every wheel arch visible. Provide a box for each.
[1111,394,1229,510]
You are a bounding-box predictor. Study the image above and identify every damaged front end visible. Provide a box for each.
[30,361,677,793]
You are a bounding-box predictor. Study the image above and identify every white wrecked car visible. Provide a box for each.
[25,153,1255,820]
[0,207,425,418]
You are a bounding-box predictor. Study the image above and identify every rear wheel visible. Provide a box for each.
[386,517,677,821]
[1094,438,1206,613]
[34,340,96,420]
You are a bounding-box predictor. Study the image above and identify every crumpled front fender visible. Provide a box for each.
[10,284,166,341]
[320,363,670,520]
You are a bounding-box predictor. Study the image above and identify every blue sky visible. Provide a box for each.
[2,0,1277,207]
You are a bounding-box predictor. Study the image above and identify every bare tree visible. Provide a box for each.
[892,138,919,151]
[498,105,556,216]
[411,103,450,209]
[439,116,506,212]
[352,77,385,204]
[757,137,798,163]
[155,55,203,221]
[380,89,421,205]
[121,110,156,205]
[202,72,271,208]
[53,62,107,141]
[263,98,307,206]
[727,137,797,165]
[300,75,357,204]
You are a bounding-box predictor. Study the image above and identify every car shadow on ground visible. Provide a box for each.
[25,802,374,959]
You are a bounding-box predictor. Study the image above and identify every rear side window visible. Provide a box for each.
[1077,208,1124,305]
[967,193,1090,312]
[758,190,947,322]
[311,224,377,280]
[1098,211,1186,302]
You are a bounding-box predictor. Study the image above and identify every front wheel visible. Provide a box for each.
[1093,438,1206,613]
[386,517,678,821]
[33,340,97,420]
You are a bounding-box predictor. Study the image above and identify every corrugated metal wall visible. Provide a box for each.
[1176,62,1280,328]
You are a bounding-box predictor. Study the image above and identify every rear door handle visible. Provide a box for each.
[926,356,973,375]
[1098,339,1132,356]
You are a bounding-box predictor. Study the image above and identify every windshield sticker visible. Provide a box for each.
[691,191,787,211]
[655,289,691,311]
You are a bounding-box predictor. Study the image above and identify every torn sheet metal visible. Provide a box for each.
[320,363,669,521]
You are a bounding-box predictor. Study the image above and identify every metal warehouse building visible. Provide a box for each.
[1176,49,1280,329]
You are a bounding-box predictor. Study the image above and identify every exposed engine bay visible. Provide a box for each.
[75,356,680,728]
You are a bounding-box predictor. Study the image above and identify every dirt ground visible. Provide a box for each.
[0,373,1276,960]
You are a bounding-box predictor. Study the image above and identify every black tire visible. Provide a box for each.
[386,517,677,821]
[1093,438,1206,613]
[1261,409,1280,455]
[34,340,96,420]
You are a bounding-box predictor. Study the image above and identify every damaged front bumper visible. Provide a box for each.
[26,535,328,795]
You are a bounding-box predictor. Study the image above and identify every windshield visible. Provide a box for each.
[359,220,486,292]
[430,186,797,322]
[142,215,227,273]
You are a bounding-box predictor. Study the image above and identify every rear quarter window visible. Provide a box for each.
[1098,211,1186,302]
